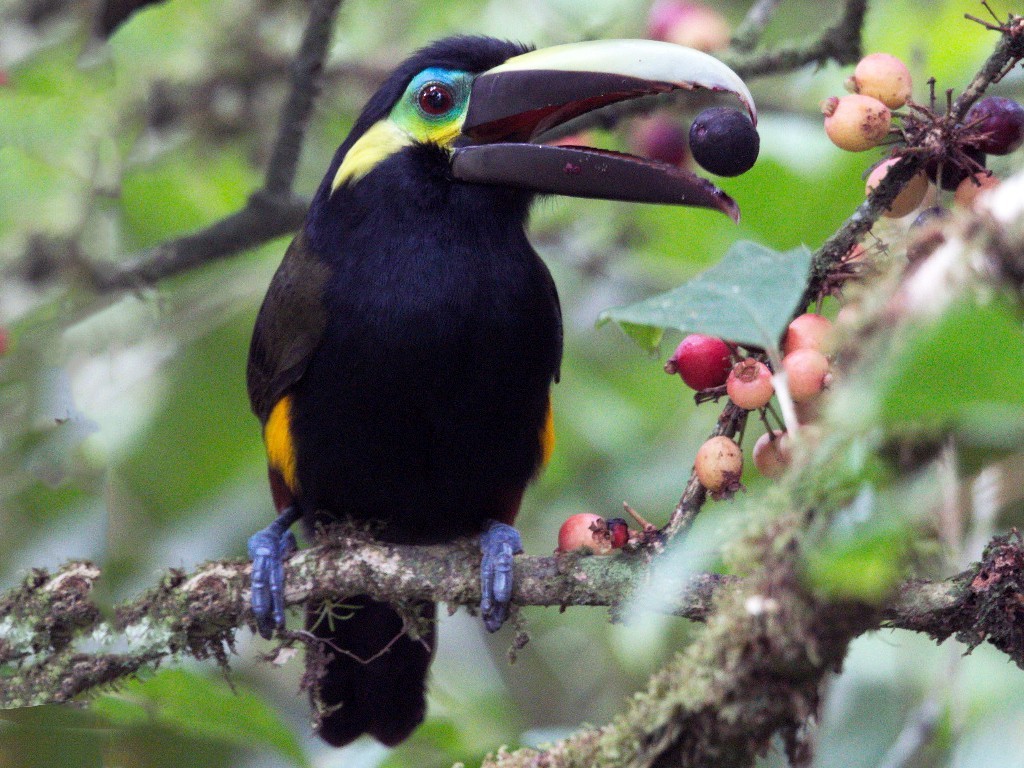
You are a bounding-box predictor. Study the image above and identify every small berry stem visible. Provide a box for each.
[757,408,777,436]
[623,502,655,531]
[770,373,801,435]
[764,399,785,429]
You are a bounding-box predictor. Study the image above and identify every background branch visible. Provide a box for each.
[73,0,344,292]
[50,0,871,293]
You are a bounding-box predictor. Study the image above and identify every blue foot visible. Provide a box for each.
[480,521,523,633]
[248,506,300,639]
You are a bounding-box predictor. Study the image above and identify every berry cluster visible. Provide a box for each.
[664,313,835,497]
[823,51,1023,220]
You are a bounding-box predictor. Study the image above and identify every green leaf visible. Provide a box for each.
[877,300,1024,447]
[91,669,308,767]
[597,241,814,351]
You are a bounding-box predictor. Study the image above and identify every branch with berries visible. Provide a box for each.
[4,520,1024,711]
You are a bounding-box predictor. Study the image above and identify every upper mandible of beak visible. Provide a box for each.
[462,39,756,143]
[451,39,755,220]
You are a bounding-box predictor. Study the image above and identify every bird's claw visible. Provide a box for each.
[480,521,523,633]
[248,506,300,639]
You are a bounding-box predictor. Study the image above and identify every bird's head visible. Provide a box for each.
[325,35,757,221]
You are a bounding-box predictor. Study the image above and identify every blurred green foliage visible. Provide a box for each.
[1,0,1023,767]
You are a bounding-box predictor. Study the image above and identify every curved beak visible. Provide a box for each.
[451,39,757,222]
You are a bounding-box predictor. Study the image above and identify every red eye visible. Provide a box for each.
[418,83,455,116]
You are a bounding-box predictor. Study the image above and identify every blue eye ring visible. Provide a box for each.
[417,82,455,116]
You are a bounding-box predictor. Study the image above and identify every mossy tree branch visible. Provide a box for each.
[3,525,1024,710]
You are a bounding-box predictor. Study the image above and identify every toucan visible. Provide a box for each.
[246,35,755,747]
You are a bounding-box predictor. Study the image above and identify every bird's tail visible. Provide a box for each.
[307,595,436,747]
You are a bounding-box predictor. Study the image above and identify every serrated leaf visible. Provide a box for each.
[91,669,308,767]
[598,241,814,351]
[878,300,1024,447]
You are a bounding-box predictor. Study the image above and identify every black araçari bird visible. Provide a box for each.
[246,34,756,747]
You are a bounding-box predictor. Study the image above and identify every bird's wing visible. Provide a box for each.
[247,232,331,423]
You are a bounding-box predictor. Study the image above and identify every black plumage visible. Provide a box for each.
[247,37,562,746]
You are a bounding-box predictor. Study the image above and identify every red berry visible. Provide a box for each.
[630,114,689,167]
[753,430,791,478]
[557,513,614,554]
[689,107,759,177]
[726,359,774,410]
[783,314,835,356]
[965,96,1024,155]
[605,518,630,549]
[0,328,8,356]
[665,334,733,390]
[782,349,830,402]
[647,0,730,52]
[694,436,743,497]
[849,53,912,110]
[821,95,891,152]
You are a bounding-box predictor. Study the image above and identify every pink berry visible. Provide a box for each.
[782,349,830,402]
[965,96,1024,155]
[821,95,891,152]
[630,114,689,167]
[782,314,835,356]
[557,513,614,554]
[665,334,733,391]
[694,435,743,497]
[753,430,791,479]
[647,0,731,52]
[865,158,929,218]
[954,171,1000,209]
[726,359,774,410]
[849,53,912,109]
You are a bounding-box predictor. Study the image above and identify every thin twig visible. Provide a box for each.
[82,0,345,291]
[730,0,783,53]
[263,0,344,196]
[726,0,867,77]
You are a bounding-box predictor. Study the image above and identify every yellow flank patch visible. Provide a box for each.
[265,395,299,491]
[331,120,411,192]
[540,398,555,467]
